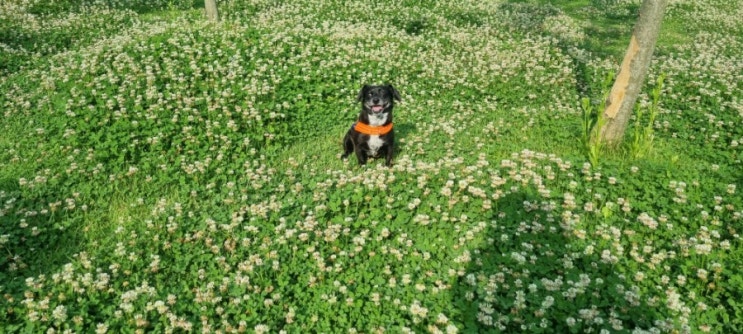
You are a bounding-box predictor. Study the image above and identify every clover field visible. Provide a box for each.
[1,0,742,333]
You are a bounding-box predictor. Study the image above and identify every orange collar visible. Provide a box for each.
[354,122,393,135]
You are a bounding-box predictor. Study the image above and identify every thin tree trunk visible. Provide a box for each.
[593,0,668,146]
[205,0,219,22]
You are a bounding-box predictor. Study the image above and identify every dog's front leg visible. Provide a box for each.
[354,146,368,165]
[341,133,354,160]
[384,143,394,166]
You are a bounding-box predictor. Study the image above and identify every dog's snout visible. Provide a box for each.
[372,97,380,104]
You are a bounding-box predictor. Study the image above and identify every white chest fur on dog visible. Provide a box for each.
[365,112,388,157]
[367,135,384,156]
[368,112,388,126]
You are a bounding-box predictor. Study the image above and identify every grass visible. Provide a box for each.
[1,0,743,333]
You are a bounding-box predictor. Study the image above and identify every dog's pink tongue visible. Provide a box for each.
[372,106,383,112]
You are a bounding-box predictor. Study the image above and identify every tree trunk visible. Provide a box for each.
[593,0,668,146]
[205,0,219,22]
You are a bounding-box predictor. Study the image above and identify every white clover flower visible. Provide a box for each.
[52,305,67,322]
[665,288,683,312]
[95,323,108,334]
[697,269,709,281]
[254,324,270,334]
[409,301,429,318]
[542,296,555,309]
[436,313,449,324]
[694,243,712,255]
[637,212,658,229]
[510,252,526,264]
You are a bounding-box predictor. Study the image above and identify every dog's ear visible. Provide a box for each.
[387,84,401,101]
[357,85,370,102]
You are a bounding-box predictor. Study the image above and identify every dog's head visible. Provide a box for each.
[357,84,401,115]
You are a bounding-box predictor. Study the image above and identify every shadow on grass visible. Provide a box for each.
[450,191,667,332]
[21,0,203,16]
[501,0,638,97]
[0,176,81,293]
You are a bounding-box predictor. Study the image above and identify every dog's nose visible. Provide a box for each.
[372,98,380,104]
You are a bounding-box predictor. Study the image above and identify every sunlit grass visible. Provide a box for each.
[1,0,742,333]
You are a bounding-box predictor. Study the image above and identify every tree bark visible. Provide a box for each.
[205,0,219,22]
[593,0,668,146]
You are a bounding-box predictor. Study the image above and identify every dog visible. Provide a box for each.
[342,84,401,166]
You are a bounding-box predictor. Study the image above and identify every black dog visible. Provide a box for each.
[342,84,401,166]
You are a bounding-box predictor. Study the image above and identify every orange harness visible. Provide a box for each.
[353,122,393,135]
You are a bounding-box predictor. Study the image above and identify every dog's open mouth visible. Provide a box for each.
[371,105,384,113]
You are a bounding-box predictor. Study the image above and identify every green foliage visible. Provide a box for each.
[629,73,665,159]
[1,0,742,332]
[582,72,614,167]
